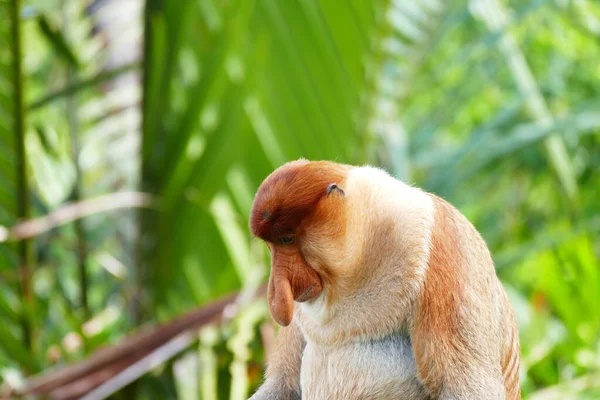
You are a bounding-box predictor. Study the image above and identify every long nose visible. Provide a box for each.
[267,246,322,326]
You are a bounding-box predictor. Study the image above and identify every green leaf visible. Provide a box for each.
[0,320,40,371]
[36,15,80,68]
[28,62,139,110]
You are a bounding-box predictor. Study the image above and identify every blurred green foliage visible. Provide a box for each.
[0,0,599,398]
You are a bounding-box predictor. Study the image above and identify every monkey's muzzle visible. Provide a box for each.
[267,248,322,326]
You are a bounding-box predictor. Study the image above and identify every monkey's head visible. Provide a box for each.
[250,159,352,326]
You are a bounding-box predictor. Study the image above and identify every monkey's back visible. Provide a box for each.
[300,334,432,400]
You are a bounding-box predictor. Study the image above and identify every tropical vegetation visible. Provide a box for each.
[0,0,599,398]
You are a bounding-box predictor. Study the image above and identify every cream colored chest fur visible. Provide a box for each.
[300,335,430,400]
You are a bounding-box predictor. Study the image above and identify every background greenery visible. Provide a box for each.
[0,0,599,398]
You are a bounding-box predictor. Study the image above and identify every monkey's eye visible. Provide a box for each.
[279,235,295,245]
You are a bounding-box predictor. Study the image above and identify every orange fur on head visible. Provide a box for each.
[250,159,349,326]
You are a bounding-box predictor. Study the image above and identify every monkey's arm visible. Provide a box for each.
[411,196,512,399]
[412,281,509,400]
[249,321,304,400]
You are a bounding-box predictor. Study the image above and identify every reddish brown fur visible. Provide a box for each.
[250,160,349,242]
[502,298,522,399]
[412,197,468,396]
[412,195,521,399]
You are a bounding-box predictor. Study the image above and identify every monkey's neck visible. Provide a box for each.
[296,167,436,346]
[296,263,422,346]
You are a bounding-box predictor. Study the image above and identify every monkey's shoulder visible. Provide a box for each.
[300,334,431,400]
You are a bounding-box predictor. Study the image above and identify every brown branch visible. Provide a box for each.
[17,284,268,398]
[22,293,235,395]
[50,351,148,400]
[79,331,196,400]
[0,192,157,242]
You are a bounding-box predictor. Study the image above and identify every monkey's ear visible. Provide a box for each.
[326,183,345,196]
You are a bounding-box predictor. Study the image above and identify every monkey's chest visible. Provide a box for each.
[300,335,430,400]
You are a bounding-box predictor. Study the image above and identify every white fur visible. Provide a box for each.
[298,165,434,342]
[346,165,434,283]
[300,334,429,400]
[298,287,330,325]
[294,166,435,398]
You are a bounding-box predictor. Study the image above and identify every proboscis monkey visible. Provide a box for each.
[248,159,520,400]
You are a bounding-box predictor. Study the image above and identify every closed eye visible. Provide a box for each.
[280,235,295,245]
